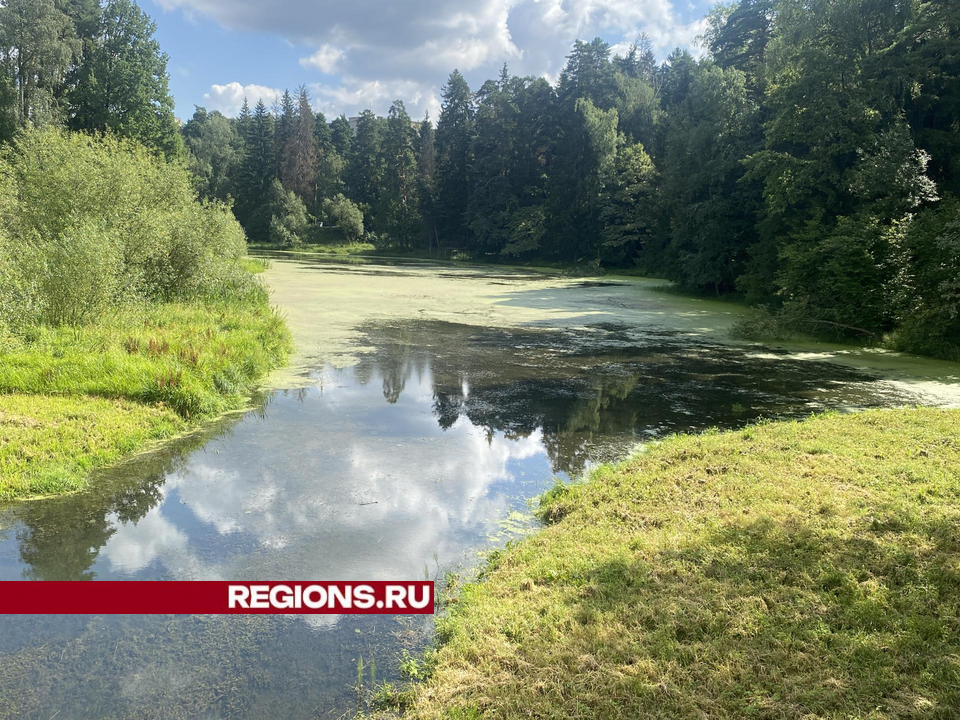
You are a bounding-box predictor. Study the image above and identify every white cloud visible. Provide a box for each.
[308,78,441,120]
[202,81,284,115]
[299,44,345,74]
[173,0,709,117]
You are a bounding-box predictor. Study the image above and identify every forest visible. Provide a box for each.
[1,0,958,362]
[179,0,960,359]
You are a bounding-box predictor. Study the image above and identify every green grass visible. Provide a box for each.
[0,299,291,500]
[0,394,185,499]
[241,256,271,273]
[403,408,960,719]
[250,241,376,256]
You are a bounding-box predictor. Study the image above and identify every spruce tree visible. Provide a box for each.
[281,86,319,211]
[235,98,275,241]
[435,70,474,249]
[380,99,420,248]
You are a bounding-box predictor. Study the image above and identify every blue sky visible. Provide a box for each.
[144,0,715,122]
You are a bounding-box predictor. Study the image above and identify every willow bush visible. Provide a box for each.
[0,127,260,333]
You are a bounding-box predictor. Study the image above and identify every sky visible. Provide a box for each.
[143,0,714,122]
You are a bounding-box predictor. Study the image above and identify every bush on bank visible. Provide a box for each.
[0,128,261,335]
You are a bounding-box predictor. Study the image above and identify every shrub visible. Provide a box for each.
[263,179,309,248]
[0,127,256,327]
[322,193,364,242]
[778,215,891,336]
[887,198,960,360]
[38,220,124,326]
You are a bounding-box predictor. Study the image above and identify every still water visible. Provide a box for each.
[1,256,957,719]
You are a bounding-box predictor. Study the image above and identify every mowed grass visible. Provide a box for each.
[404,408,960,719]
[0,300,290,500]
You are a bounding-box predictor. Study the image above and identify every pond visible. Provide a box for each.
[1,255,958,719]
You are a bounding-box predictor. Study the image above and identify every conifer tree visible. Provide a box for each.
[281,86,319,210]
[235,98,275,241]
[435,70,474,248]
[380,99,420,248]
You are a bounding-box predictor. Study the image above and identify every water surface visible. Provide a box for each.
[1,256,957,719]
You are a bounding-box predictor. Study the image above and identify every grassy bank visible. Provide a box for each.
[400,408,960,719]
[250,241,377,256]
[0,299,290,500]
[0,128,292,501]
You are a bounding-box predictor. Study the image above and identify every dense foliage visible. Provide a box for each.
[0,128,259,336]
[183,1,958,357]
[0,0,182,157]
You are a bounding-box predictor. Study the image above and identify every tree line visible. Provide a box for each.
[1,0,958,358]
[183,0,959,357]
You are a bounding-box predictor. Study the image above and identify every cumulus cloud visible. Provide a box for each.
[299,44,345,74]
[308,78,441,120]
[203,81,283,115]
[179,0,708,117]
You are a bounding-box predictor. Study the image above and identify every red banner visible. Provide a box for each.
[0,581,435,615]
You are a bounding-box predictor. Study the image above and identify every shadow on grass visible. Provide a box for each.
[555,511,960,718]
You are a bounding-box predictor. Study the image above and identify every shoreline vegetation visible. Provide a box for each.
[382,407,960,719]
[0,129,290,501]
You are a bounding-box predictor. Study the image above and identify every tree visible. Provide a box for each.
[707,0,774,96]
[599,139,657,264]
[235,98,275,241]
[265,178,309,247]
[280,86,319,210]
[0,0,79,128]
[435,70,474,247]
[68,0,182,158]
[313,109,332,152]
[323,193,364,242]
[557,38,618,111]
[548,97,618,260]
[182,106,244,201]
[415,113,438,251]
[330,114,353,156]
[345,109,384,213]
[380,99,420,248]
[273,88,295,175]
[467,68,519,254]
[658,63,761,292]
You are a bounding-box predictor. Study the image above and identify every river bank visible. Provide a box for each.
[0,295,290,501]
[397,407,960,719]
